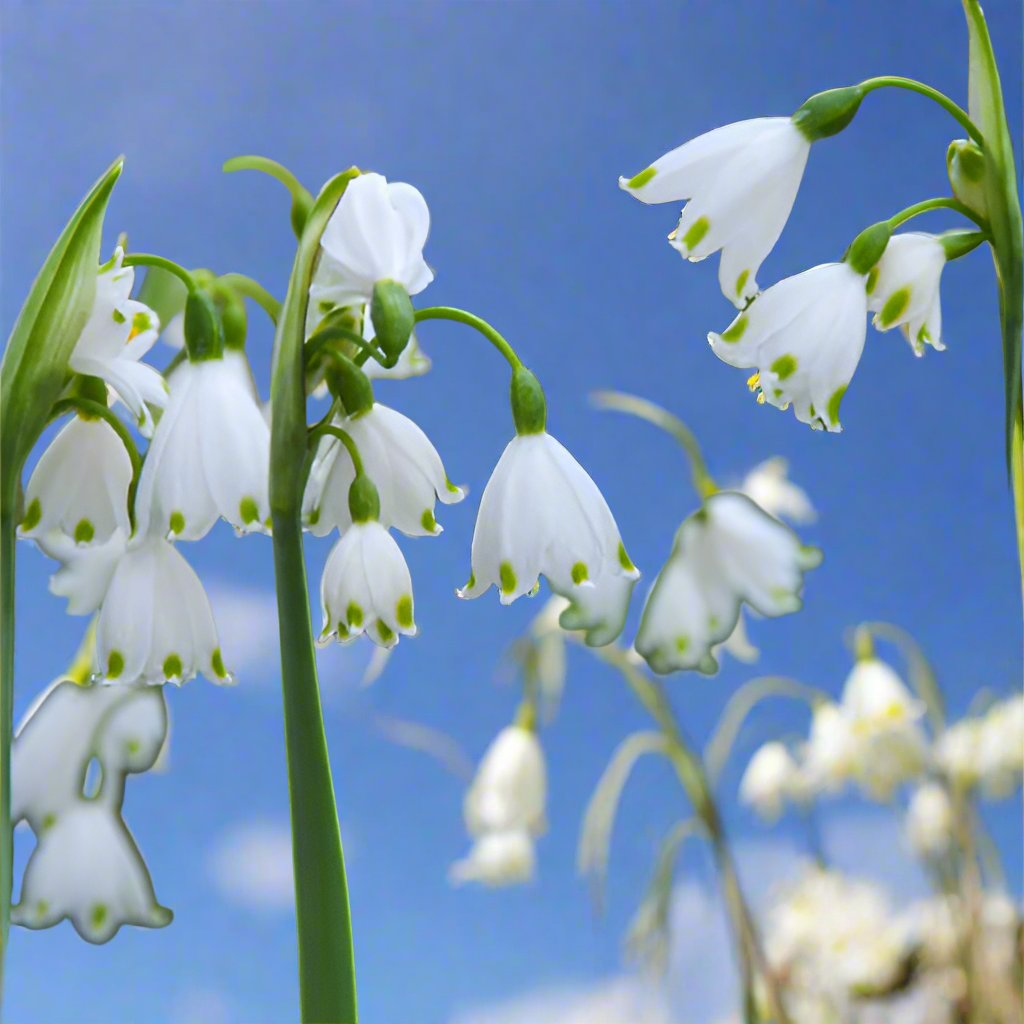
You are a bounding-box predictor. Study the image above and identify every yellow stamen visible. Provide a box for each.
[746,371,761,392]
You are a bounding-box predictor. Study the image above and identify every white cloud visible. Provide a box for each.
[206,584,280,685]
[207,820,294,911]
[168,987,231,1024]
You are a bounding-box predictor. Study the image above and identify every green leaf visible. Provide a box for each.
[0,156,123,486]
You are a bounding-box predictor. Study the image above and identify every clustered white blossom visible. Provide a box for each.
[621,106,964,432]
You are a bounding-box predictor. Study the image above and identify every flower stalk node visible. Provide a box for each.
[846,221,892,275]
[510,366,547,435]
[183,290,225,362]
[791,85,865,141]
[347,473,380,524]
[323,351,374,417]
[370,279,415,364]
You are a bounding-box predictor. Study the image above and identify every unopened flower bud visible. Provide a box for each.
[946,139,988,219]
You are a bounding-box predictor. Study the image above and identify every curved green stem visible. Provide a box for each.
[49,398,143,530]
[218,273,282,325]
[223,155,317,239]
[120,253,195,293]
[307,325,390,371]
[413,306,523,370]
[308,424,365,477]
[886,196,989,233]
[858,76,984,145]
[704,675,828,787]
[592,644,791,1024]
[270,167,360,1022]
[590,390,717,500]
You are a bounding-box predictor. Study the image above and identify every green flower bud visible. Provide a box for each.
[946,139,989,220]
[510,366,547,435]
[324,353,374,417]
[370,279,415,364]
[183,290,225,362]
[845,221,892,276]
[348,472,381,523]
[792,85,865,141]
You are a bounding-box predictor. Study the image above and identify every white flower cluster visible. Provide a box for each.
[304,173,638,653]
[11,679,171,943]
[622,118,958,431]
[935,693,1024,796]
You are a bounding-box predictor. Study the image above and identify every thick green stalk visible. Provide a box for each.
[267,167,360,1023]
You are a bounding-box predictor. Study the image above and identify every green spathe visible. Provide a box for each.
[791,85,864,141]
[510,365,547,435]
[183,290,225,362]
[370,279,415,365]
[347,473,381,524]
[946,138,989,219]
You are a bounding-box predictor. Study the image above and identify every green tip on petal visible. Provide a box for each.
[211,648,228,678]
[720,315,748,343]
[827,385,847,427]
[625,166,657,190]
[20,498,42,532]
[770,355,797,381]
[617,542,637,574]
[681,216,710,252]
[570,561,589,584]
[74,518,95,544]
[499,561,518,595]
[90,904,108,930]
[376,620,395,643]
[878,287,910,328]
[396,594,414,629]
[346,602,364,628]
[169,510,186,535]
[421,508,437,533]
[239,496,260,525]
[163,653,183,679]
[107,650,125,678]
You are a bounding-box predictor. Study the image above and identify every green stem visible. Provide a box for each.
[590,390,717,500]
[0,496,14,995]
[223,155,317,239]
[595,645,790,1024]
[307,325,390,371]
[269,167,361,1023]
[308,424,365,476]
[413,306,523,370]
[120,253,195,293]
[858,76,984,145]
[886,196,989,233]
[218,273,282,324]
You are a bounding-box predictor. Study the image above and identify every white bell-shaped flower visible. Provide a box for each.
[313,172,433,310]
[976,694,1024,797]
[68,248,167,437]
[740,457,816,524]
[452,724,546,888]
[635,492,821,675]
[905,782,954,856]
[868,232,946,355]
[13,679,166,833]
[620,117,811,307]
[12,800,171,943]
[135,353,270,541]
[553,568,638,649]
[448,829,535,888]
[740,741,800,822]
[458,431,639,642]
[19,414,132,545]
[45,530,231,686]
[935,717,983,790]
[463,725,547,836]
[801,702,857,795]
[840,657,927,799]
[713,611,760,665]
[304,403,463,537]
[709,262,868,432]
[319,520,416,648]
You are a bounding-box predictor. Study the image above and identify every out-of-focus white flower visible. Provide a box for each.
[313,172,433,311]
[905,782,954,856]
[740,457,816,524]
[12,800,171,943]
[44,530,231,686]
[318,520,415,649]
[619,118,811,307]
[709,262,868,432]
[448,829,535,887]
[134,352,270,540]
[740,741,801,821]
[452,725,546,887]
[765,867,910,999]
[802,701,858,794]
[12,680,166,833]
[68,248,166,437]
[713,611,760,664]
[635,492,820,675]
[841,657,928,799]
[935,717,984,790]
[868,232,947,355]
[303,403,463,537]
[459,431,638,645]
[976,694,1024,798]
[19,415,132,545]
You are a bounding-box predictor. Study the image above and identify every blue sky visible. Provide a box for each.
[2,1,1021,1022]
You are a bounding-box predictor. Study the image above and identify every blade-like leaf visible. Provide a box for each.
[1,157,123,485]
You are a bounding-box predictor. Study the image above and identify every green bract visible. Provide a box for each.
[946,138,989,219]
[325,353,374,417]
[347,473,381,523]
[510,365,547,435]
[183,290,225,362]
[845,221,892,276]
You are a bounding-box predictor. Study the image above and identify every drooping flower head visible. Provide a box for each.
[19,414,132,546]
[635,492,821,675]
[69,247,166,437]
[709,262,869,433]
[459,368,638,647]
[740,741,802,822]
[740,456,817,524]
[620,118,812,307]
[905,782,954,856]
